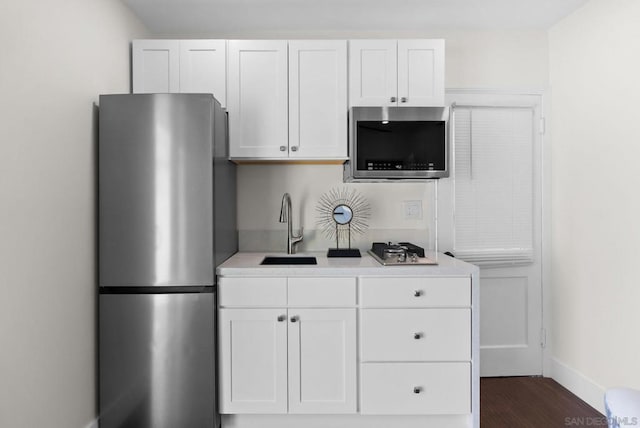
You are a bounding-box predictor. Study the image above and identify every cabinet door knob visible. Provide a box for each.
[414,290,422,297]
[390,96,397,103]
[414,387,422,394]
[414,332,422,340]
[277,315,286,322]
[291,146,298,152]
[280,146,287,151]
[290,316,298,323]
[401,97,407,103]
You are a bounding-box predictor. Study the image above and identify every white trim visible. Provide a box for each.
[551,357,606,414]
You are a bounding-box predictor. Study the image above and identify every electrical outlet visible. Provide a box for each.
[403,200,423,220]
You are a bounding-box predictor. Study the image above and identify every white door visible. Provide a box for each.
[288,308,357,414]
[397,39,445,107]
[227,40,289,158]
[132,40,180,93]
[288,41,348,159]
[179,40,227,107]
[348,40,397,107]
[218,308,288,413]
[439,91,544,376]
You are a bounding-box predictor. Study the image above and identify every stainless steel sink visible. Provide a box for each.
[260,256,317,265]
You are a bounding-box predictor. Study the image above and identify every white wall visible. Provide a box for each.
[0,1,147,427]
[549,0,640,410]
[233,30,549,252]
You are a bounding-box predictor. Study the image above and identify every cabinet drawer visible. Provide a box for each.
[288,277,356,307]
[360,277,470,307]
[219,277,287,307]
[361,362,470,415]
[361,309,470,362]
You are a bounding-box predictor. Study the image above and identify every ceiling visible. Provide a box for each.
[122,0,589,36]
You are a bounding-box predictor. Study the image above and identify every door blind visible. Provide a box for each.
[453,105,535,265]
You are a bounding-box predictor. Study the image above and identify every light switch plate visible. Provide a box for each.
[403,200,423,220]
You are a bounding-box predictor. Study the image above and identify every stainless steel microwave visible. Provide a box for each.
[344,106,450,181]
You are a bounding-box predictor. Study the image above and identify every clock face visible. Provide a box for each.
[332,204,353,225]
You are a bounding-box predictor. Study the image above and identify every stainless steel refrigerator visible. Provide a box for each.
[98,93,236,428]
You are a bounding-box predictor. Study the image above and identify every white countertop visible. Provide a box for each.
[217,251,479,277]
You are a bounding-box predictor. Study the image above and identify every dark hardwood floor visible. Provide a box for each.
[481,377,605,427]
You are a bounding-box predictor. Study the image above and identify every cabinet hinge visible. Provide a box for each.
[540,328,547,348]
[539,117,546,135]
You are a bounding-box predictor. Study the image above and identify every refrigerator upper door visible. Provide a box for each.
[99,94,214,287]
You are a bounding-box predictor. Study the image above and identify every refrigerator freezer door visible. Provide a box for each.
[99,291,216,428]
[99,94,214,287]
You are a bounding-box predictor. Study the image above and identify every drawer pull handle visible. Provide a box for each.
[290,316,298,323]
[414,332,422,340]
[277,315,286,322]
[414,387,422,394]
[414,290,423,297]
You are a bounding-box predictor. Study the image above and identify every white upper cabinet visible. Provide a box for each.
[132,39,227,107]
[288,40,348,159]
[132,40,180,94]
[227,40,289,159]
[179,40,227,107]
[228,40,348,160]
[349,39,445,107]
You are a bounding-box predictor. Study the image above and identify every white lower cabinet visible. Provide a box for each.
[218,277,357,415]
[218,273,475,425]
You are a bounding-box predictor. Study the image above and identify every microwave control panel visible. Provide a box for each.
[365,160,436,171]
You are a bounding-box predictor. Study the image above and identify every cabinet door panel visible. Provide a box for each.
[228,40,288,158]
[132,40,180,93]
[288,41,347,159]
[288,309,356,414]
[397,39,445,107]
[348,40,397,107]
[179,40,226,107]
[219,308,287,413]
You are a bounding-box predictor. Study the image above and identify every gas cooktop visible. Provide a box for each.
[368,242,438,266]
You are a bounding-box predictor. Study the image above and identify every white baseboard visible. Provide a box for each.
[550,357,606,414]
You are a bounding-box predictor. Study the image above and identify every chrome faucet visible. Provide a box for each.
[279,193,303,254]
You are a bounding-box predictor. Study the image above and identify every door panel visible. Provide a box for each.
[179,40,227,107]
[132,40,180,93]
[348,40,397,107]
[288,309,357,414]
[397,40,445,107]
[219,308,288,413]
[288,40,347,159]
[439,91,544,376]
[99,292,215,428]
[228,40,288,158]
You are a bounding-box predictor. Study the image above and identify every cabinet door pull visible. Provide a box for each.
[291,146,298,152]
[290,316,298,323]
[279,146,287,151]
[390,96,397,103]
[277,315,286,322]
[414,290,423,297]
[401,97,407,103]
[414,332,422,340]
[413,387,422,394]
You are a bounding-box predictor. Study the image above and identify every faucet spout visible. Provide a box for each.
[279,193,303,254]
